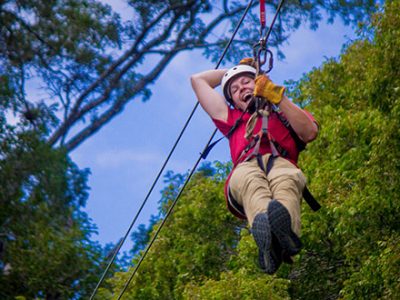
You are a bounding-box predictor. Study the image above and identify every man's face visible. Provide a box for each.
[229,75,255,111]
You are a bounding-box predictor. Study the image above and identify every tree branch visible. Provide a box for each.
[63,0,196,117]
[197,2,258,42]
[72,13,183,129]
[48,3,193,147]
[64,51,178,152]
[1,9,57,54]
[52,1,260,150]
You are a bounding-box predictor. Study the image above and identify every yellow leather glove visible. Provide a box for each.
[239,57,257,68]
[253,75,285,104]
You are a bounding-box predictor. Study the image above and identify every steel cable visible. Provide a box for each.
[89,1,255,299]
[114,0,287,297]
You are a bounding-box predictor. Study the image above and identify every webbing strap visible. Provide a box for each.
[266,154,275,174]
[303,186,321,211]
[259,0,266,29]
[201,136,224,159]
[228,188,246,217]
[201,111,244,159]
[256,155,321,212]
[275,111,306,152]
[257,154,265,173]
[238,112,267,163]
[242,110,278,162]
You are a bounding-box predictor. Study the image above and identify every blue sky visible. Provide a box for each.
[69,1,357,250]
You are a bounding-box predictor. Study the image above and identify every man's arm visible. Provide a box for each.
[253,73,318,143]
[190,69,228,122]
[278,95,318,143]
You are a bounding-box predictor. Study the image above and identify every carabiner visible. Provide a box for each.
[263,48,274,74]
[252,40,263,75]
[253,44,274,74]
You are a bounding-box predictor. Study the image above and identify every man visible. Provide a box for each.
[190,60,318,274]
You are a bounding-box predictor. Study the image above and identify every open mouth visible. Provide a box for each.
[242,93,253,103]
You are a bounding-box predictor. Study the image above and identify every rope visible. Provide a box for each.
[253,0,286,74]
[116,131,218,299]
[115,1,256,298]
[114,2,257,299]
[259,0,266,31]
[89,1,255,299]
[262,0,285,43]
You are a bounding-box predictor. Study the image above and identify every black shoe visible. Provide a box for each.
[271,233,293,265]
[252,213,282,274]
[268,200,302,257]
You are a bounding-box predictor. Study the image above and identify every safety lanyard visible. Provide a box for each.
[260,0,266,32]
[254,0,286,75]
[236,109,279,165]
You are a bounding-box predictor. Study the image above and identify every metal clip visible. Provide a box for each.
[258,48,274,74]
[252,41,274,74]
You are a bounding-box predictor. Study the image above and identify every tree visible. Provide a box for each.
[285,1,400,298]
[0,7,119,295]
[0,119,108,298]
[1,0,380,152]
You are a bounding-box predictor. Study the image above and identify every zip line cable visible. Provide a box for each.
[115,1,261,299]
[115,0,287,297]
[263,0,285,42]
[95,0,288,297]
[116,0,287,296]
[116,130,219,299]
[89,1,255,298]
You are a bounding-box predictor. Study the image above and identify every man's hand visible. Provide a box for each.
[253,75,285,105]
[239,57,257,68]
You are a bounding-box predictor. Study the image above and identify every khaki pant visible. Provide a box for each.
[229,154,306,235]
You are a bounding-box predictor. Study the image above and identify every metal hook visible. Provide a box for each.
[253,45,274,74]
[257,47,267,68]
[264,49,274,74]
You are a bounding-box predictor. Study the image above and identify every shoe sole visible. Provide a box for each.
[252,213,281,274]
[268,200,302,257]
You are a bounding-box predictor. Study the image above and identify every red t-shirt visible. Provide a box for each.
[212,107,316,219]
[213,107,315,165]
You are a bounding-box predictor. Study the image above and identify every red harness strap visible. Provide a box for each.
[236,110,278,165]
[260,0,266,30]
[226,110,321,220]
[226,111,277,220]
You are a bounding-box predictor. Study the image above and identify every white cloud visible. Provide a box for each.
[95,149,162,168]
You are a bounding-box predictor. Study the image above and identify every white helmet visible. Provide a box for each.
[221,65,257,102]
